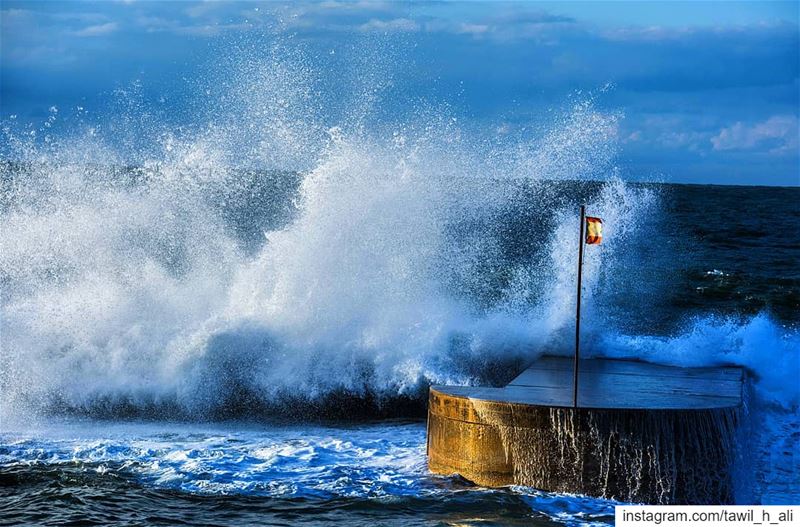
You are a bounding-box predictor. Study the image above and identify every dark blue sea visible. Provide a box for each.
[1,57,798,524]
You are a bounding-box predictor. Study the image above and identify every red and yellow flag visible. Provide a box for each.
[586,216,603,244]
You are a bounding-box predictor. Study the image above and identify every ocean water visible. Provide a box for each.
[1,41,799,525]
[1,420,624,526]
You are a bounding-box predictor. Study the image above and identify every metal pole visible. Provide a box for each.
[573,205,585,408]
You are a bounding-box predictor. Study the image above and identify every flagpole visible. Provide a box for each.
[574,205,585,408]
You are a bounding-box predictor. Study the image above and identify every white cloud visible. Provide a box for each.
[1,8,33,22]
[136,15,173,32]
[626,130,642,142]
[602,25,691,42]
[185,2,222,19]
[457,23,490,36]
[177,22,251,37]
[358,18,419,33]
[318,1,392,10]
[5,44,77,66]
[134,14,249,37]
[73,22,118,37]
[711,115,799,154]
[660,130,706,151]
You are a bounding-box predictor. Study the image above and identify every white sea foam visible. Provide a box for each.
[600,314,800,409]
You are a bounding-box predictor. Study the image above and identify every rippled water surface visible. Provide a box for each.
[0,420,622,526]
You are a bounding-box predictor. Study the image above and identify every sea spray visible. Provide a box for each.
[599,314,800,409]
[0,71,628,420]
[0,37,796,434]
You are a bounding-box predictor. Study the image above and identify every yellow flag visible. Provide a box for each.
[586,217,603,244]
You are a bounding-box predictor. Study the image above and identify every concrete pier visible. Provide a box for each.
[426,356,745,504]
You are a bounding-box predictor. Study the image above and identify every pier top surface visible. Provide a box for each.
[432,355,744,410]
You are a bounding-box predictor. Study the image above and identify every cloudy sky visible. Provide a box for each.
[1,1,798,185]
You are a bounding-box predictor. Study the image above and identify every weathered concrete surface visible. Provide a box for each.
[427,356,745,504]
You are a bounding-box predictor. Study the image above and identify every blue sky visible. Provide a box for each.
[1,1,798,185]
